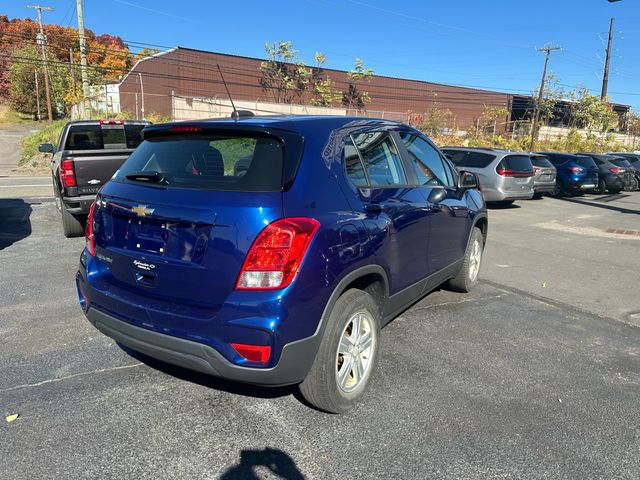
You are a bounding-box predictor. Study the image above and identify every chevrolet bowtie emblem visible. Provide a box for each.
[131,205,155,217]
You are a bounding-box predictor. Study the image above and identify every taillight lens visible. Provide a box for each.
[609,167,624,174]
[496,168,534,177]
[570,166,584,173]
[85,202,95,256]
[236,217,320,290]
[533,167,541,173]
[60,158,76,187]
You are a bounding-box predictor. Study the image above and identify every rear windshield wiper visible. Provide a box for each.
[125,171,168,185]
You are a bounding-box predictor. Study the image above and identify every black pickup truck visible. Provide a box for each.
[39,119,150,237]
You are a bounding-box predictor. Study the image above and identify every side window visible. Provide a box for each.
[344,136,367,187]
[399,133,452,187]
[464,152,496,168]
[443,150,467,165]
[351,132,407,186]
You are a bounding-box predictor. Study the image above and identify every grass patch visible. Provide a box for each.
[20,119,66,164]
[0,104,35,125]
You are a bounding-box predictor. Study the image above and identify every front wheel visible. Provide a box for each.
[447,227,484,293]
[299,289,380,413]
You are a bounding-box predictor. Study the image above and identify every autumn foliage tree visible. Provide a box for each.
[0,15,133,111]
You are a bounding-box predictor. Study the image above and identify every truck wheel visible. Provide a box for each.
[447,227,484,293]
[299,289,380,414]
[61,204,85,238]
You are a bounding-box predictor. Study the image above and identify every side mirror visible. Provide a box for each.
[457,171,478,190]
[39,143,54,153]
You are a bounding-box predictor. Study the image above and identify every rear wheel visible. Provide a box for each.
[551,179,564,197]
[593,179,607,195]
[299,289,380,413]
[61,203,85,238]
[447,227,484,293]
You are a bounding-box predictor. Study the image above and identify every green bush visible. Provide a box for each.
[20,120,67,164]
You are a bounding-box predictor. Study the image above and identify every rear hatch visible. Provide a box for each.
[530,155,556,183]
[575,156,599,186]
[93,127,301,310]
[496,154,534,191]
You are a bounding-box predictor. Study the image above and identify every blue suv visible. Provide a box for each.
[537,152,599,196]
[76,116,487,413]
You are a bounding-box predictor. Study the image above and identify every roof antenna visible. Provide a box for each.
[216,64,253,120]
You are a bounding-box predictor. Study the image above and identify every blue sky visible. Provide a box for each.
[6,0,640,109]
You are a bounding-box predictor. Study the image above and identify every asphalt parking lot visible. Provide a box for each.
[1,188,639,479]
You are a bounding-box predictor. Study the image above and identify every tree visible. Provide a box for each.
[135,47,160,61]
[478,105,510,136]
[342,58,374,111]
[309,53,341,107]
[572,87,618,133]
[534,71,563,126]
[259,41,310,104]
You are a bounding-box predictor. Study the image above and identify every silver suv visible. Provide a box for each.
[442,147,534,204]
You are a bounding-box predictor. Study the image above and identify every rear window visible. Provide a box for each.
[499,155,533,173]
[530,156,553,168]
[64,124,145,150]
[113,134,284,192]
[576,156,597,168]
[611,159,632,168]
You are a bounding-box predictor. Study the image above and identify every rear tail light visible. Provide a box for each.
[236,217,320,290]
[609,167,624,173]
[496,169,534,177]
[60,158,76,187]
[85,202,95,256]
[170,126,202,133]
[570,166,584,173]
[533,167,541,173]
[231,343,271,363]
[100,119,124,125]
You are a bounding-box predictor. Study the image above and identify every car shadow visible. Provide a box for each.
[118,343,297,400]
[555,195,639,215]
[220,448,305,480]
[486,202,521,209]
[0,198,33,250]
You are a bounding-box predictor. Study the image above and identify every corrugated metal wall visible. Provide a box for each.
[119,47,510,129]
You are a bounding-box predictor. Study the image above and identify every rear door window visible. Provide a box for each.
[443,150,467,165]
[399,133,452,187]
[350,132,407,186]
[114,134,284,192]
[462,152,496,168]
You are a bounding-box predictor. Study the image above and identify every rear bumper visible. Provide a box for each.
[533,182,555,193]
[62,194,96,214]
[84,306,318,386]
[484,190,534,202]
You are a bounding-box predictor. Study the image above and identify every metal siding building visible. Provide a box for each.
[119,47,512,128]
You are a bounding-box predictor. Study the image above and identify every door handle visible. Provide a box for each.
[363,203,383,213]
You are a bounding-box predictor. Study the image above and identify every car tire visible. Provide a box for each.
[447,227,484,293]
[551,179,564,197]
[299,289,380,414]
[61,203,85,238]
[593,179,607,195]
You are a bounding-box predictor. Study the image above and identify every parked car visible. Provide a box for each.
[607,152,640,170]
[40,119,150,237]
[607,156,640,191]
[537,152,599,196]
[576,153,635,194]
[76,115,488,413]
[441,147,534,204]
[529,154,556,197]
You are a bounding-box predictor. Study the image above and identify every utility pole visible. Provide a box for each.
[34,69,42,121]
[601,17,614,100]
[76,0,90,99]
[69,48,76,97]
[530,44,560,151]
[26,5,53,122]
